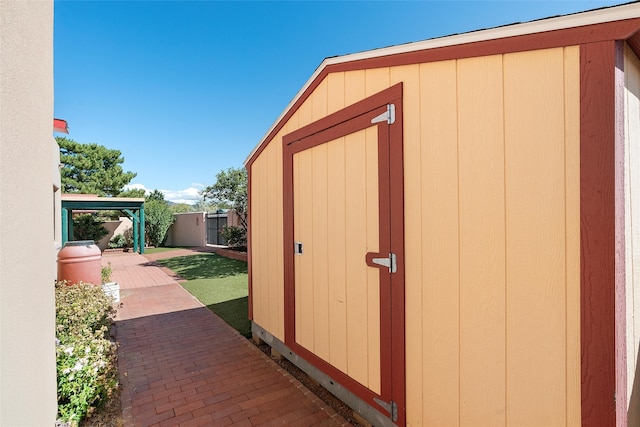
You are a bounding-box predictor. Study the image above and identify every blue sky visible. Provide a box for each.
[54,0,628,204]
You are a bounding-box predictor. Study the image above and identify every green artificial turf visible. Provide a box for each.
[143,246,190,254]
[157,253,250,336]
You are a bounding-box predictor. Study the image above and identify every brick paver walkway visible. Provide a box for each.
[104,250,348,427]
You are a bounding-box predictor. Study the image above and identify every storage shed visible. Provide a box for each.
[245,3,640,426]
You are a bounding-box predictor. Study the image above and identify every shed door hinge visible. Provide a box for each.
[371,103,395,125]
[371,253,397,273]
[373,397,398,422]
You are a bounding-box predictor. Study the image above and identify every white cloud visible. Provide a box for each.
[123,183,148,192]
[124,183,203,205]
[161,187,202,205]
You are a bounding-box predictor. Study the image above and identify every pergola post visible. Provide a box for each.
[67,210,74,243]
[139,205,145,254]
[132,211,139,254]
[61,208,69,245]
[123,208,144,254]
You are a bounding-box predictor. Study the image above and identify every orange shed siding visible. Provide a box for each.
[405,60,461,426]
[395,46,581,426]
[503,47,576,425]
[457,54,508,426]
[564,46,582,427]
[292,129,382,392]
[326,136,348,373]
[250,45,581,426]
[250,135,285,339]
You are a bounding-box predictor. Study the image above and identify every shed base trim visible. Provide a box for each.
[251,321,397,427]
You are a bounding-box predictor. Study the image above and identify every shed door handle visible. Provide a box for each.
[365,252,397,273]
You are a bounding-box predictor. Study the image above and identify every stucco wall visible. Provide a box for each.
[166,212,207,247]
[0,1,58,425]
[97,217,133,250]
[97,220,123,250]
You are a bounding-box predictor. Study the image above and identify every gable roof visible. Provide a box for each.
[245,1,640,166]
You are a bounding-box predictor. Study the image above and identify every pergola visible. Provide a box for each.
[61,194,146,254]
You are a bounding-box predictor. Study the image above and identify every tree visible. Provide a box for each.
[118,188,146,198]
[169,203,191,214]
[57,137,137,196]
[72,213,108,244]
[202,167,247,228]
[144,191,174,247]
[146,189,165,202]
[190,198,219,213]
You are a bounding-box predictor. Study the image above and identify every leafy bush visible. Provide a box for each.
[145,199,175,247]
[72,214,108,244]
[108,234,127,249]
[220,225,246,248]
[55,282,118,425]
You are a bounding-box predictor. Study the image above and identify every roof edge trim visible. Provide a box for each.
[244,1,640,166]
[323,2,640,68]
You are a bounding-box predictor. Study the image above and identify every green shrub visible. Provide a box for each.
[56,282,114,335]
[72,214,108,244]
[144,199,175,247]
[220,225,246,248]
[55,282,118,425]
[108,234,127,249]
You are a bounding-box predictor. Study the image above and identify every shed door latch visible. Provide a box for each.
[373,398,398,422]
[294,242,303,255]
[371,103,395,125]
[371,253,397,273]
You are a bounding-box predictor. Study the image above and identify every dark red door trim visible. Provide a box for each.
[283,83,405,425]
[388,94,405,424]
